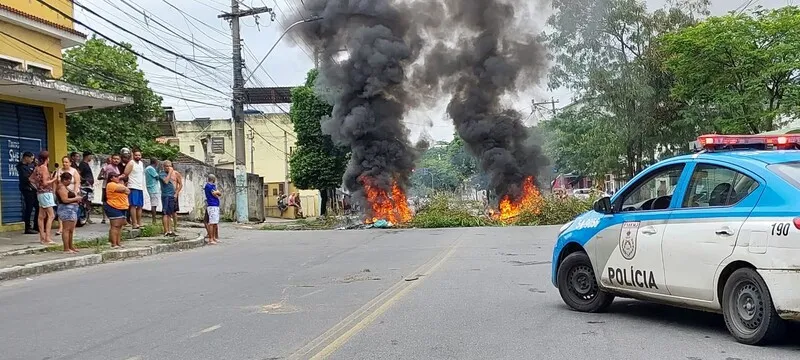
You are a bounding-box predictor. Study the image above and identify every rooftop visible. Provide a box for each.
[0,68,132,112]
[0,3,86,48]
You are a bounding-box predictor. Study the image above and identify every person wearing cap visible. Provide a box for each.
[16,151,39,234]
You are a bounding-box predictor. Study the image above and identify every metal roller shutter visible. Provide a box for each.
[0,101,48,224]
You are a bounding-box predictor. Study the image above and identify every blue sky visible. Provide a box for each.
[73,0,790,141]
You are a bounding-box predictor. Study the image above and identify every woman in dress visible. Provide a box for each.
[55,156,80,236]
[55,172,81,253]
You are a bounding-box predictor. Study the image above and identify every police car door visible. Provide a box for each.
[598,163,687,296]
[661,161,762,301]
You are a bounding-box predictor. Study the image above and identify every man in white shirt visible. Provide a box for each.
[124,150,146,229]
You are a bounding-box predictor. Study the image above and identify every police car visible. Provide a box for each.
[551,134,800,345]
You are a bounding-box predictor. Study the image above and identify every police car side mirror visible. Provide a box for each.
[593,196,613,215]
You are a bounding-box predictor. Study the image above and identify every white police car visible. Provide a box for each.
[552,134,800,345]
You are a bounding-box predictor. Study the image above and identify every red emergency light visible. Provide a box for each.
[697,134,800,151]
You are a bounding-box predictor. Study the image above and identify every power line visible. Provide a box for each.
[161,0,230,38]
[73,0,216,69]
[116,0,230,60]
[243,120,288,155]
[0,28,229,108]
[36,0,230,98]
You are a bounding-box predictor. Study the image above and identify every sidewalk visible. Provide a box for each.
[0,223,204,282]
[0,222,112,256]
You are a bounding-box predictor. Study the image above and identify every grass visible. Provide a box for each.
[259,193,595,230]
[260,216,343,231]
[42,223,174,253]
[410,193,493,228]
[410,192,594,229]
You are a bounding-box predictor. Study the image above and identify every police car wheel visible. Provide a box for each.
[722,268,785,345]
[557,252,614,313]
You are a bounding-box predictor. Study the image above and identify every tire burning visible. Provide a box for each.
[290,0,426,223]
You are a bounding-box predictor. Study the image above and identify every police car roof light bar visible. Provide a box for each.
[697,134,800,151]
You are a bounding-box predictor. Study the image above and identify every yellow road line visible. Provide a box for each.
[288,237,464,360]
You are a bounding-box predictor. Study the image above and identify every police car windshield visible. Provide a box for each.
[768,161,800,189]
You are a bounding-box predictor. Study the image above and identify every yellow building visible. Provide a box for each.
[158,112,321,217]
[0,1,132,230]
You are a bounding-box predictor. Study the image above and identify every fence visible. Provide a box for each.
[87,156,264,222]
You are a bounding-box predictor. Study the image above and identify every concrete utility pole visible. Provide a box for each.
[248,129,255,174]
[219,2,272,223]
[284,130,289,195]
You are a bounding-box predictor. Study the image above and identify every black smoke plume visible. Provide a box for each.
[412,0,550,202]
[289,0,428,216]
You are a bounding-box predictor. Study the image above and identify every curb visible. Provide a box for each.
[0,234,206,282]
[0,229,142,258]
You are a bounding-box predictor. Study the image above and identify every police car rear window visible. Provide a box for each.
[768,161,800,189]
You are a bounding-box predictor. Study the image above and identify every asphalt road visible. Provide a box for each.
[1,226,798,360]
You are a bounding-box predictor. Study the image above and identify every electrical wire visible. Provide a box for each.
[0,29,230,108]
[36,0,230,98]
[243,120,289,155]
[79,0,234,89]
[116,0,231,60]
[72,0,216,69]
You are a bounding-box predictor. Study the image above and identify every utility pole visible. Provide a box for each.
[248,129,255,174]
[284,130,289,196]
[532,98,560,113]
[314,45,319,69]
[219,2,272,223]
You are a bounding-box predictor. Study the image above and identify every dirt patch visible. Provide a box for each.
[259,302,301,315]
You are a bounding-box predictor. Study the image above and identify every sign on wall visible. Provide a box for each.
[1,136,43,182]
[211,137,225,154]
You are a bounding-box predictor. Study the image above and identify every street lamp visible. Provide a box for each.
[243,16,323,85]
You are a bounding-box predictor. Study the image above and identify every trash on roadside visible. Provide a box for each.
[372,219,393,228]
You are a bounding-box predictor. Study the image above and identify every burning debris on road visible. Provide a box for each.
[292,0,424,225]
[287,0,549,223]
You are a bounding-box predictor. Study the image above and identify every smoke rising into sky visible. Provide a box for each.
[290,0,550,206]
[291,0,426,214]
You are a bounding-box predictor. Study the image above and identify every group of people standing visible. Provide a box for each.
[97,148,184,247]
[17,148,190,252]
[17,150,93,251]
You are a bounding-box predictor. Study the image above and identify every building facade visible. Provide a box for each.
[0,1,132,230]
[158,112,322,217]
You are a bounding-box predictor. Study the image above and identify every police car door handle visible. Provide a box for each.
[641,226,657,235]
[715,227,735,236]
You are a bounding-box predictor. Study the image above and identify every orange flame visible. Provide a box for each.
[362,177,413,224]
[493,176,543,223]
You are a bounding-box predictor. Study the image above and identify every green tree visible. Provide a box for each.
[289,69,348,215]
[62,37,177,159]
[410,146,461,194]
[444,135,477,182]
[543,0,707,178]
[661,6,800,134]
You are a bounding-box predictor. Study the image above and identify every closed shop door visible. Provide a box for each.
[0,101,48,224]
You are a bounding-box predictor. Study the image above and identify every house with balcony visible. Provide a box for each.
[0,1,132,231]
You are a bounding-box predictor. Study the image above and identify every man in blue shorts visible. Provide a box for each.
[159,160,179,237]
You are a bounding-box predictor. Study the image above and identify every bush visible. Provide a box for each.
[515,195,593,226]
[410,193,492,228]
